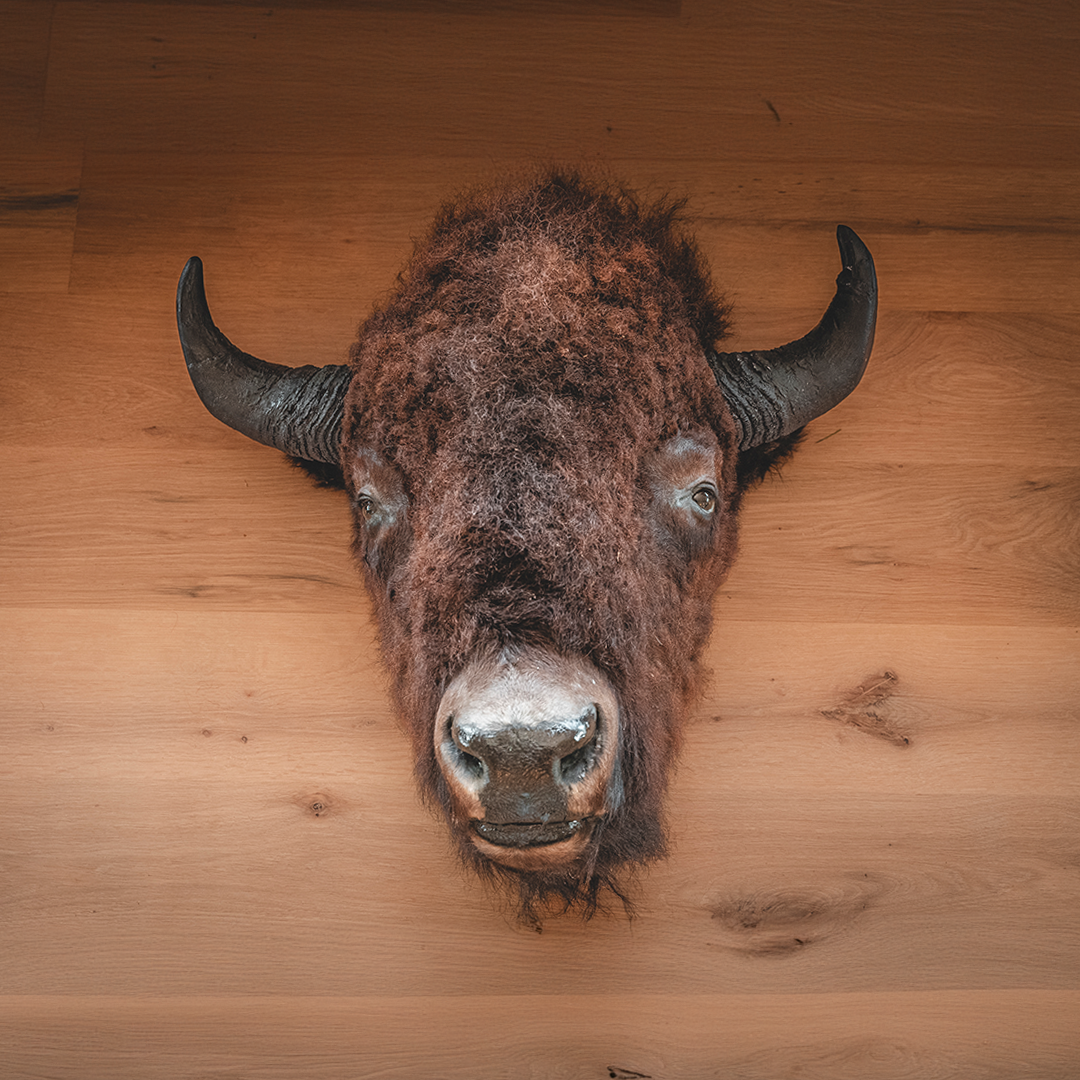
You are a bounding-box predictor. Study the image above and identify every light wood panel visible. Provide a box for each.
[4,448,1077,622]
[6,298,1080,467]
[3,992,1079,1079]
[2,0,1078,1076]
[8,613,1078,794]
[60,152,1080,312]
[4,989,1075,1080]
[3,776,1077,996]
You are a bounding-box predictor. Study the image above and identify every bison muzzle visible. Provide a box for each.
[176,170,876,918]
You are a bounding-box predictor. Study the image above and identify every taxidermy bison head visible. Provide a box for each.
[177,170,876,919]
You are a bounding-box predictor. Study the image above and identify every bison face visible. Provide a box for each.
[348,421,735,886]
[177,171,875,918]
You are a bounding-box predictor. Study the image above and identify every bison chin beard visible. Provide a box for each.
[451,684,678,924]
[455,805,667,926]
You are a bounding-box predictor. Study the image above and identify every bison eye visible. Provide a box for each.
[356,494,376,518]
[691,485,717,514]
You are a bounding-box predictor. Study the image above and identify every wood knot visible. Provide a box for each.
[293,792,336,818]
[822,670,911,746]
[709,875,884,955]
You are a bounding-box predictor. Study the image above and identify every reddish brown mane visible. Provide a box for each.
[341,171,766,918]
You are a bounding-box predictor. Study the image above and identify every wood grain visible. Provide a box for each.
[7,613,1078,793]
[5,448,1076,623]
[0,2,53,138]
[2,992,1079,1079]
[2,0,1078,1076]
[6,301,1080,467]
[0,142,81,293]
[37,2,1080,164]
[2,779,1078,996]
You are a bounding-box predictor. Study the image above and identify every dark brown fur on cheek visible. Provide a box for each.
[343,170,750,919]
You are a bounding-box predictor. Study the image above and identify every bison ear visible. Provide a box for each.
[707,225,877,451]
[176,257,352,465]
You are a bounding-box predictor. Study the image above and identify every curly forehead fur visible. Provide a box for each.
[340,170,779,920]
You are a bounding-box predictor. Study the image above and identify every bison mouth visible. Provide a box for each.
[471,818,594,849]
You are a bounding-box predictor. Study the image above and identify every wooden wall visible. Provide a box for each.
[3,1,1078,1076]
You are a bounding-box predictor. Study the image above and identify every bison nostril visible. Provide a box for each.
[557,741,595,784]
[447,715,488,782]
[457,748,485,781]
[445,703,601,792]
[556,705,599,785]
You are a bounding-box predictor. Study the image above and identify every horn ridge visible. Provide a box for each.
[176,257,351,464]
[708,225,877,451]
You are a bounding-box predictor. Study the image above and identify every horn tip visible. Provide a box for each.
[835,225,873,271]
[178,256,206,305]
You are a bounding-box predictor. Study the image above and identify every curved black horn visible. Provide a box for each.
[707,225,877,450]
[177,257,352,464]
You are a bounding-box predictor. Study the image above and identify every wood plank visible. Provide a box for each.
[6,611,1077,797]
[695,621,1080,795]
[0,448,360,612]
[2,991,1078,1079]
[0,2,54,139]
[39,2,1080,164]
[58,0,682,11]
[0,772,1076,995]
[4,447,1075,623]
[684,163,1080,233]
[728,461,1080,625]
[732,311,1080,467]
[0,141,82,294]
[65,151,1080,312]
[699,225,1080,313]
[0,291,355,454]
[68,152,1080,250]
[2,609,384,736]
[4,291,1078,465]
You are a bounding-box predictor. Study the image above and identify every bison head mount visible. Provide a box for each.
[177,171,876,920]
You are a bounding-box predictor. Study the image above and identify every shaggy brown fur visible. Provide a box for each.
[334,170,794,919]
